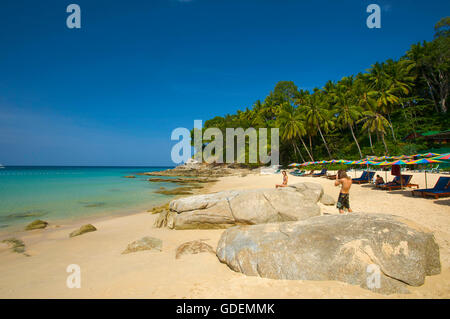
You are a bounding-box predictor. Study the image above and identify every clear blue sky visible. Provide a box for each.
[0,0,448,166]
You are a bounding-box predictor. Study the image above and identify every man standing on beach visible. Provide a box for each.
[334,169,353,214]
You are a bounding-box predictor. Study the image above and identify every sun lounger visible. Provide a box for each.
[352,171,375,184]
[412,176,450,199]
[326,174,337,180]
[301,170,315,176]
[378,175,416,191]
[290,170,305,176]
[312,169,327,177]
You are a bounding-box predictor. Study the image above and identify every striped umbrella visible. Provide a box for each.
[432,153,450,160]
[419,153,441,158]
[373,161,390,181]
[300,162,311,166]
[386,160,410,165]
[288,163,300,167]
[382,160,414,188]
[407,158,443,188]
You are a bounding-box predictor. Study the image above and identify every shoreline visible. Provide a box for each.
[0,169,449,298]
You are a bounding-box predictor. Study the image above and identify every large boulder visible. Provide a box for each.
[216,213,441,294]
[320,193,336,206]
[165,183,323,230]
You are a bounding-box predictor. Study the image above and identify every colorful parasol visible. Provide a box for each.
[432,153,450,160]
[407,158,443,188]
[407,158,442,164]
[419,153,441,158]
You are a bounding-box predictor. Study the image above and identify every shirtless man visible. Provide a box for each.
[334,169,353,214]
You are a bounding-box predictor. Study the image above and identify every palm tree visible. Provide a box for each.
[366,60,414,141]
[277,103,314,162]
[358,98,391,154]
[297,90,333,158]
[333,76,364,158]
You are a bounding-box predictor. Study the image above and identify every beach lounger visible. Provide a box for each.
[290,170,305,176]
[379,175,416,191]
[412,176,450,199]
[301,170,315,176]
[312,169,327,177]
[326,174,337,180]
[352,171,375,184]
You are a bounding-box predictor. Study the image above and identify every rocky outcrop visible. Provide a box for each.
[142,163,254,178]
[320,193,336,206]
[162,183,323,230]
[216,213,441,294]
[175,240,215,259]
[1,238,27,255]
[122,236,162,254]
[69,224,97,238]
[25,219,48,230]
[154,210,177,228]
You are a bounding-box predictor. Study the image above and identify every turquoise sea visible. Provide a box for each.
[0,166,176,231]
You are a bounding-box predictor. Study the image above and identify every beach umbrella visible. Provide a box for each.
[386,160,410,165]
[300,161,311,166]
[288,163,300,167]
[381,160,414,188]
[433,153,450,160]
[420,153,441,158]
[373,161,390,181]
[407,158,443,188]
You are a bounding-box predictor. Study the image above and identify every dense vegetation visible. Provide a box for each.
[201,18,449,165]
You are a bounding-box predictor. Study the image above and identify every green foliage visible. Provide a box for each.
[202,18,450,165]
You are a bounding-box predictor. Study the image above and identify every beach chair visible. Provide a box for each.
[352,171,375,184]
[312,168,327,177]
[326,174,337,180]
[290,170,305,176]
[376,175,399,189]
[301,170,315,176]
[379,175,416,191]
[412,176,450,199]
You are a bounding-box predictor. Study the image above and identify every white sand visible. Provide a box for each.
[0,171,449,298]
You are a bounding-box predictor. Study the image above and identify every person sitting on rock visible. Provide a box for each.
[276,171,288,188]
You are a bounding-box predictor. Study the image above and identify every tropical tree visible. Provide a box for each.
[358,97,391,154]
[332,77,364,158]
[297,90,333,158]
[276,103,314,162]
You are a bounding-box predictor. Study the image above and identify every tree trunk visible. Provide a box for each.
[387,113,396,141]
[349,124,363,158]
[381,133,389,154]
[441,97,447,113]
[308,135,314,161]
[368,129,374,153]
[292,141,305,163]
[300,137,314,161]
[317,125,332,158]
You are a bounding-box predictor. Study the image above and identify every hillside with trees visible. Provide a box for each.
[200,18,449,165]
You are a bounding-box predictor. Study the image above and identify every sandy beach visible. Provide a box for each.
[0,171,449,299]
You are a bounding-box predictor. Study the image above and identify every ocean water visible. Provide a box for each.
[0,166,177,230]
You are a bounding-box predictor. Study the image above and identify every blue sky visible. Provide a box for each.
[0,0,448,166]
